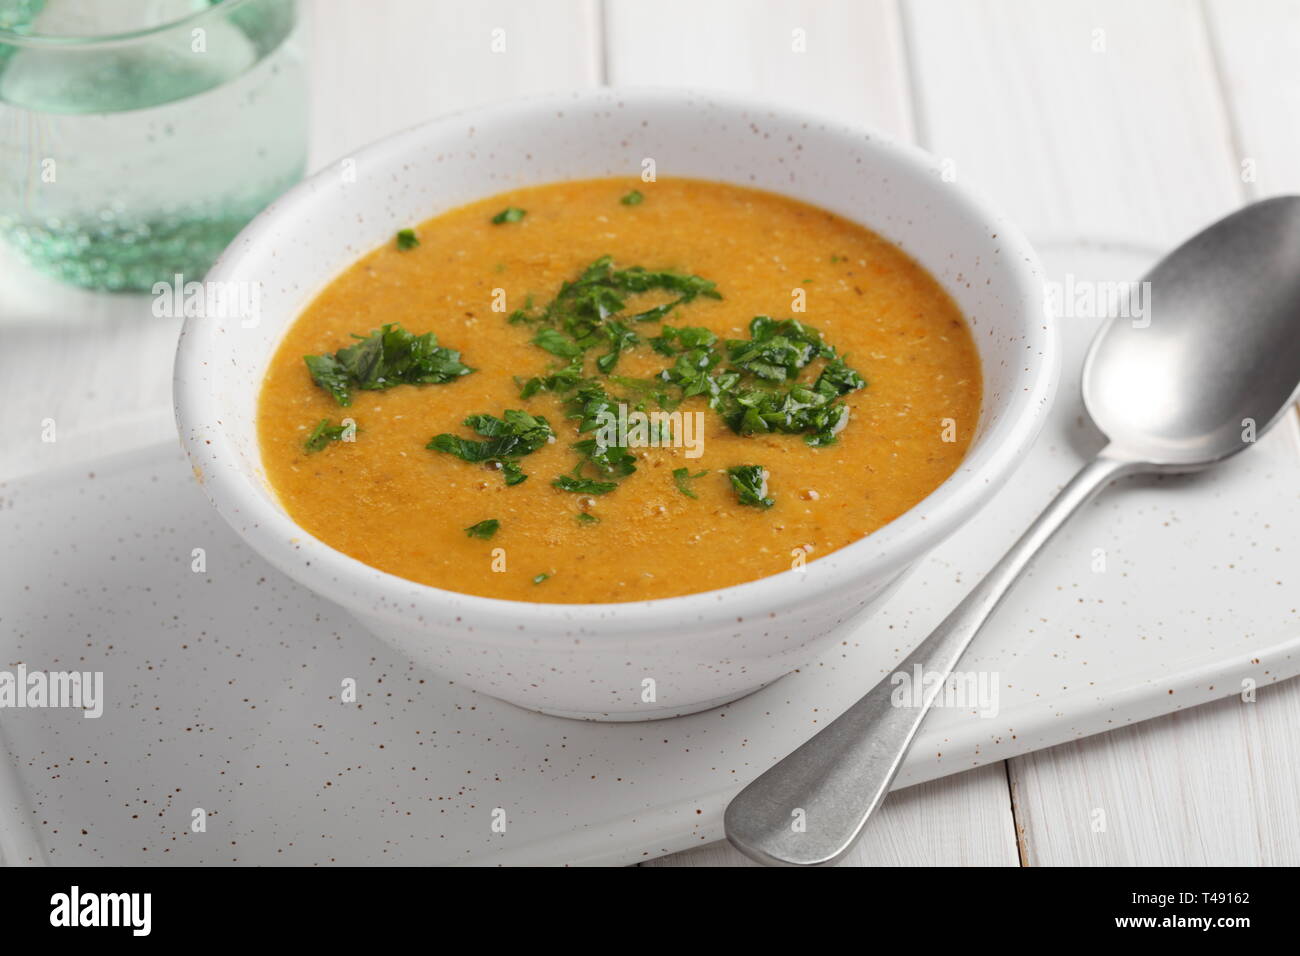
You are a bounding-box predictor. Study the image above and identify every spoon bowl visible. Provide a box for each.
[1083,196,1300,469]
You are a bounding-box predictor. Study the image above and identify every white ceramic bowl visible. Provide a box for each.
[174,87,1056,721]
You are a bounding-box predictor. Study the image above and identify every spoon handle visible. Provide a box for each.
[724,450,1139,866]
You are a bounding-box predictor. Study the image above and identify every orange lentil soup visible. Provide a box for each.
[258,177,981,603]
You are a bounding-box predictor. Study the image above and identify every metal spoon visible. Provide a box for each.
[725,196,1300,867]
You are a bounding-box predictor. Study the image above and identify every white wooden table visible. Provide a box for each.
[2,0,1297,866]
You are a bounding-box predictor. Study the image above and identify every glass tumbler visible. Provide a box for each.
[0,0,307,291]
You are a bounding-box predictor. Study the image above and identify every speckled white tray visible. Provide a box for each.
[2,244,1299,866]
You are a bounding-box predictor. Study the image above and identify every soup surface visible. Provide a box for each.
[258,178,981,603]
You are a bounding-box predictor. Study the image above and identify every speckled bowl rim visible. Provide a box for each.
[175,86,1057,639]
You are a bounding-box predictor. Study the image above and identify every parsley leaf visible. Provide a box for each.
[395,228,419,250]
[596,318,639,373]
[658,345,724,400]
[620,190,644,206]
[302,355,353,406]
[492,207,527,224]
[428,410,554,486]
[727,465,774,508]
[304,418,354,453]
[304,324,474,406]
[649,325,718,355]
[573,438,637,478]
[517,360,586,399]
[553,475,618,495]
[464,519,500,539]
[672,467,708,499]
[532,572,549,584]
[575,512,600,525]
[532,328,583,359]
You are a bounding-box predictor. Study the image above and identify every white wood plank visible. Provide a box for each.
[902,0,1242,247]
[604,0,914,139]
[1010,685,1300,865]
[643,763,1019,866]
[1196,2,1300,863]
[307,0,603,166]
[1204,0,1300,197]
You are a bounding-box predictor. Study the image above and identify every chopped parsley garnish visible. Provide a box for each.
[553,379,641,492]
[712,376,855,447]
[575,512,600,525]
[509,255,720,335]
[504,257,867,504]
[728,465,774,509]
[464,519,500,540]
[672,467,708,499]
[395,228,419,250]
[492,207,527,224]
[553,475,618,495]
[490,257,864,507]
[304,323,473,406]
[428,410,554,486]
[620,190,644,206]
[727,316,833,382]
[304,418,353,453]
[651,315,865,446]
[532,573,549,584]
[507,257,722,383]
